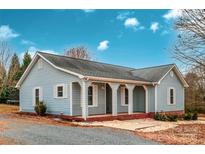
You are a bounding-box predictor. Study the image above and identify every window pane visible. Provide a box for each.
[88,96,93,105]
[88,86,93,105]
[57,86,63,97]
[170,89,174,104]
[35,89,39,104]
[125,88,128,104]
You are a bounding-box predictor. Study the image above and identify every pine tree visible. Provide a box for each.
[7,53,20,87]
[21,51,32,72]
[17,51,32,78]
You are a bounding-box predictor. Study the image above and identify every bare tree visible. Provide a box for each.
[0,41,12,94]
[173,10,205,71]
[64,46,91,60]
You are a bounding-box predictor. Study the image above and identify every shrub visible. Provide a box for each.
[183,112,192,120]
[34,101,47,116]
[154,113,178,122]
[191,111,198,120]
[167,115,178,122]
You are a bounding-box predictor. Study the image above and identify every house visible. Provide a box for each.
[16,52,188,121]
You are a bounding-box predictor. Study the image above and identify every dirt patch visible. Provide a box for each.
[136,124,205,144]
[0,104,19,114]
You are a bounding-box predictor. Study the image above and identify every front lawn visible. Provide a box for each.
[136,123,205,144]
[0,104,19,114]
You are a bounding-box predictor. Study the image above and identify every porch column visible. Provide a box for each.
[143,85,149,113]
[109,83,120,116]
[81,80,91,120]
[126,84,135,115]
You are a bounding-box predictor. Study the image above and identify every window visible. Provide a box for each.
[87,85,98,107]
[125,88,128,105]
[54,84,67,98]
[33,87,42,106]
[57,86,63,97]
[35,88,40,104]
[121,87,128,106]
[88,86,93,106]
[168,87,175,105]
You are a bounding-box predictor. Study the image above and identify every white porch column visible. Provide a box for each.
[109,83,120,116]
[143,85,149,113]
[81,80,91,120]
[126,84,135,115]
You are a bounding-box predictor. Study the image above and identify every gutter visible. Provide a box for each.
[84,76,157,85]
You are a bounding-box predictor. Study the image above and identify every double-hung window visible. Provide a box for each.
[168,87,175,105]
[121,86,128,106]
[87,85,98,107]
[54,84,67,98]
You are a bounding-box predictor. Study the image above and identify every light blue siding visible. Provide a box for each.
[147,86,155,112]
[20,58,81,115]
[133,86,145,112]
[117,87,128,113]
[157,70,184,112]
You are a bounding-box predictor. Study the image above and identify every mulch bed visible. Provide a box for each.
[135,124,205,144]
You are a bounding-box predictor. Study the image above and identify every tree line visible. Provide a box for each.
[0,42,32,103]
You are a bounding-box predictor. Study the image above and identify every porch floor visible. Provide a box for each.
[61,112,153,122]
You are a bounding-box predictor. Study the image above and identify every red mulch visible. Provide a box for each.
[136,124,205,145]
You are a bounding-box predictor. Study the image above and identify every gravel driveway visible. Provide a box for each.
[0,114,158,145]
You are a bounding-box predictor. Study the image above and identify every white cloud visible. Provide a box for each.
[150,22,159,33]
[163,9,182,20]
[161,30,169,36]
[116,11,134,21]
[19,46,58,61]
[21,39,35,45]
[97,40,109,51]
[82,9,95,13]
[0,25,19,40]
[124,18,139,30]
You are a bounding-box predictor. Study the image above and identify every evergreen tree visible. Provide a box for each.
[21,51,32,72]
[7,53,20,87]
[17,51,32,78]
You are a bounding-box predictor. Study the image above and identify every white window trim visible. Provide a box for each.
[121,86,128,106]
[33,87,43,106]
[54,83,68,99]
[167,87,176,105]
[88,85,98,107]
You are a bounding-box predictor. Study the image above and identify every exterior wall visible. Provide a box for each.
[133,86,145,112]
[88,83,106,115]
[157,70,184,112]
[117,87,128,113]
[20,58,81,115]
[72,82,81,116]
[72,82,106,116]
[147,86,155,112]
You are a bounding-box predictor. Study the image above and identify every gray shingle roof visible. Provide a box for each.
[39,52,175,83]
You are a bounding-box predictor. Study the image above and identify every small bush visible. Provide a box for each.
[183,112,192,120]
[34,101,47,116]
[154,113,178,122]
[167,115,178,122]
[183,111,198,121]
[191,112,198,120]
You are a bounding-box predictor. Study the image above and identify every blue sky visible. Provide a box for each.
[0,9,182,68]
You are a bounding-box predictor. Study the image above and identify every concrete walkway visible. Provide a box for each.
[78,118,205,132]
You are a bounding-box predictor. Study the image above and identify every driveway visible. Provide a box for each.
[0,114,158,145]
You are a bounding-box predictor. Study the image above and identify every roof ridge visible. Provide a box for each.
[38,51,135,70]
[130,63,175,71]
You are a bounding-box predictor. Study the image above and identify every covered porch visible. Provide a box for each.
[70,79,151,120]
